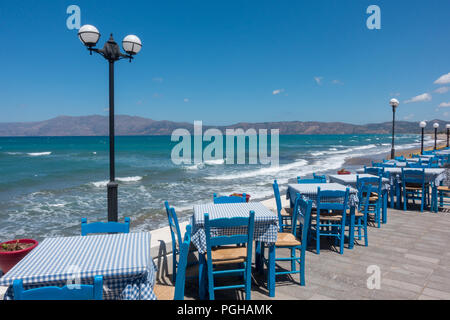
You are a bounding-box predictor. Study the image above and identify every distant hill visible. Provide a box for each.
[0,115,447,136]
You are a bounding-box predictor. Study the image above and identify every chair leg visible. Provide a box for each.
[300,253,305,286]
[291,248,296,272]
[316,226,320,254]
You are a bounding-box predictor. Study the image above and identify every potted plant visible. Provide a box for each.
[0,239,38,274]
[229,193,251,202]
[337,168,351,175]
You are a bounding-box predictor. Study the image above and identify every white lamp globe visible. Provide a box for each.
[446,124,450,129]
[122,35,142,55]
[433,123,439,129]
[78,25,100,47]
[390,98,400,108]
[420,121,426,128]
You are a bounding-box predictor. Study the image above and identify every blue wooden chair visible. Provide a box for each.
[364,166,384,177]
[153,225,192,300]
[213,193,246,204]
[437,184,450,210]
[203,211,255,300]
[273,180,292,232]
[356,175,382,228]
[81,217,130,236]
[164,201,183,282]
[401,169,428,212]
[313,173,327,182]
[349,183,372,246]
[13,275,103,300]
[297,177,325,184]
[260,193,312,286]
[310,188,349,254]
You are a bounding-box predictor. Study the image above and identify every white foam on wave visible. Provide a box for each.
[91,176,143,187]
[27,152,52,156]
[206,159,309,180]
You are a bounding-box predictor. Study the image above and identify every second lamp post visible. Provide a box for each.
[389,98,400,159]
[433,122,439,150]
[420,121,426,155]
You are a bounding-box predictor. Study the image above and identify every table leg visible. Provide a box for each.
[255,241,261,273]
[348,206,355,250]
[382,189,387,224]
[268,244,275,297]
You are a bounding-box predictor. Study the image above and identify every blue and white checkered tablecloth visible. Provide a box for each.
[0,232,157,300]
[328,174,390,191]
[286,183,359,208]
[192,202,278,254]
[356,167,446,186]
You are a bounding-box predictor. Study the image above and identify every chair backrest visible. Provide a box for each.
[204,211,255,248]
[381,162,397,168]
[407,162,425,168]
[174,225,192,300]
[81,217,130,236]
[316,187,350,214]
[357,183,373,214]
[272,180,284,226]
[292,195,312,250]
[312,173,327,183]
[395,156,406,162]
[356,175,382,193]
[401,169,425,185]
[213,193,246,204]
[297,177,325,184]
[164,202,183,253]
[13,275,103,300]
[372,161,382,167]
[364,166,384,176]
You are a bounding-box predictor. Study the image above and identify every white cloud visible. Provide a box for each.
[152,77,164,83]
[272,89,285,95]
[404,93,432,104]
[435,87,450,94]
[438,102,450,108]
[314,76,323,85]
[434,73,450,85]
[331,79,344,85]
[390,92,401,97]
[183,98,189,103]
[403,114,415,120]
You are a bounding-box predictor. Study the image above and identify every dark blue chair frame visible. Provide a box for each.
[164,201,183,283]
[273,180,291,232]
[13,275,103,300]
[203,211,255,300]
[297,177,326,184]
[173,225,192,300]
[213,193,247,204]
[310,188,349,255]
[356,175,383,228]
[401,169,428,212]
[81,217,130,236]
[351,183,372,246]
[260,193,312,286]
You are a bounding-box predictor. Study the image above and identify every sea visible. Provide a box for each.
[0,134,435,241]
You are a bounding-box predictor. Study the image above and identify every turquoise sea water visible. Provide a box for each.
[0,134,432,241]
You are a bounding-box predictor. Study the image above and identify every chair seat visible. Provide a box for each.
[405,186,423,190]
[153,283,175,300]
[280,207,293,217]
[208,246,247,265]
[346,209,364,217]
[275,232,301,247]
[312,213,342,221]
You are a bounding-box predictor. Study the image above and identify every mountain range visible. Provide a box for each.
[0,115,447,136]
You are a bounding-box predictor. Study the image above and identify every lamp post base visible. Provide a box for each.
[391,148,395,160]
[107,181,118,222]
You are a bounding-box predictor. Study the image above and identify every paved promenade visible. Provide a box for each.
[180,202,450,300]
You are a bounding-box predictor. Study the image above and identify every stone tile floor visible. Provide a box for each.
[178,207,450,300]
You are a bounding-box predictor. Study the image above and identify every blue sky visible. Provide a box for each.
[1,0,450,125]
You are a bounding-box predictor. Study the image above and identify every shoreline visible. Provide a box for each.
[343,134,447,168]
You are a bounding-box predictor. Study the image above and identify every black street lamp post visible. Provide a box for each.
[433,123,439,150]
[419,121,426,155]
[389,99,399,159]
[447,124,450,148]
[78,25,142,222]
